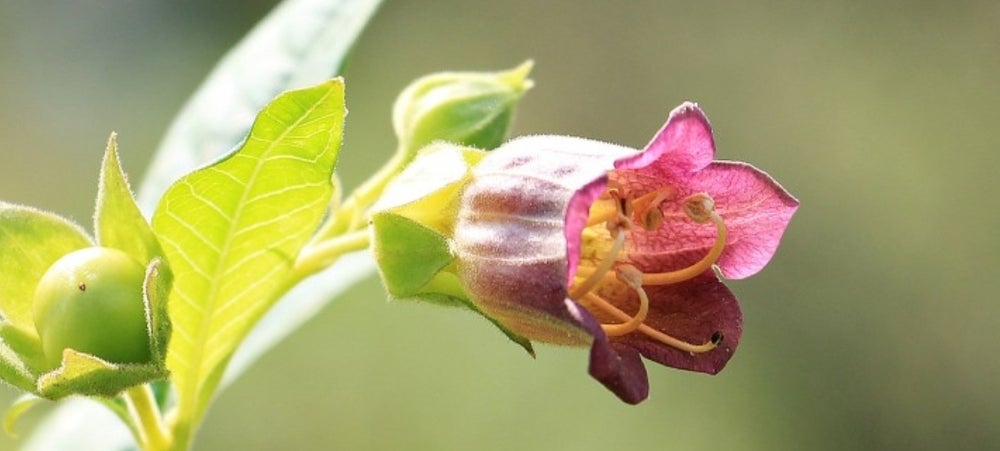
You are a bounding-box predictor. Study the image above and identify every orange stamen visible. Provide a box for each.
[641,210,726,286]
[581,290,718,354]
[597,266,648,336]
[572,190,726,354]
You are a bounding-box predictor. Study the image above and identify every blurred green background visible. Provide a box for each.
[2,1,998,450]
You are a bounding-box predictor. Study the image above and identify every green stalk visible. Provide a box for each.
[123,384,172,451]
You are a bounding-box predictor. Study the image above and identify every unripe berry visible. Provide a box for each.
[33,247,151,369]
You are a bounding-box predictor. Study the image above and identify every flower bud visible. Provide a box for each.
[392,61,534,154]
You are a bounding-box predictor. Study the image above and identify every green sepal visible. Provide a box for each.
[0,202,93,391]
[370,143,482,297]
[0,202,93,333]
[94,133,164,264]
[96,134,174,368]
[0,323,46,376]
[372,217,533,355]
[371,214,454,298]
[36,350,167,400]
[0,339,36,393]
[369,144,534,355]
[371,142,485,235]
[143,258,172,363]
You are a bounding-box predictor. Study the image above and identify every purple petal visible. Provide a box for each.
[568,299,650,404]
[615,272,742,374]
[589,339,650,404]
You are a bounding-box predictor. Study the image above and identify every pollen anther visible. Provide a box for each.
[569,228,626,299]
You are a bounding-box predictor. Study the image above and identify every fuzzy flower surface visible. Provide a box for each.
[454,102,798,403]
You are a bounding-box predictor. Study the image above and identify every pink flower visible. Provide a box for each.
[454,102,798,403]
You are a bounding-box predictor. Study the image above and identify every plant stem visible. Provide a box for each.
[309,143,412,243]
[294,229,372,277]
[124,384,172,451]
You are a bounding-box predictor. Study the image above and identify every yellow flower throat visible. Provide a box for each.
[569,182,728,354]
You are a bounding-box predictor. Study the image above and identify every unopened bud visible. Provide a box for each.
[392,61,534,155]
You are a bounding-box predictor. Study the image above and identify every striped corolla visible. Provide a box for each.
[454,102,798,403]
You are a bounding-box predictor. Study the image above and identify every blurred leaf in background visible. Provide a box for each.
[2,1,999,450]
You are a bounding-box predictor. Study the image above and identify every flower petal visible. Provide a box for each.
[690,161,799,279]
[589,339,650,404]
[619,160,797,280]
[635,102,716,175]
[615,272,742,374]
[553,298,650,404]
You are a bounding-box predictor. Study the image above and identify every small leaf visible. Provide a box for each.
[37,350,166,400]
[3,394,42,438]
[94,133,163,264]
[0,202,93,332]
[152,79,346,423]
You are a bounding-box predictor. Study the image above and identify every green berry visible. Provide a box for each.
[33,247,151,369]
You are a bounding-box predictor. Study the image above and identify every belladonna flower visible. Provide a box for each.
[453,102,798,403]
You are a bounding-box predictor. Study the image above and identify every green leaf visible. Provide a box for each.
[152,79,345,426]
[36,350,166,400]
[0,202,93,333]
[3,394,42,438]
[137,0,383,210]
[25,0,382,446]
[94,133,163,264]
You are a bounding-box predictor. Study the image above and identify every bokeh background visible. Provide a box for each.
[2,1,998,450]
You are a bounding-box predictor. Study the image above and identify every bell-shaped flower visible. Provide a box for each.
[453,102,798,403]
